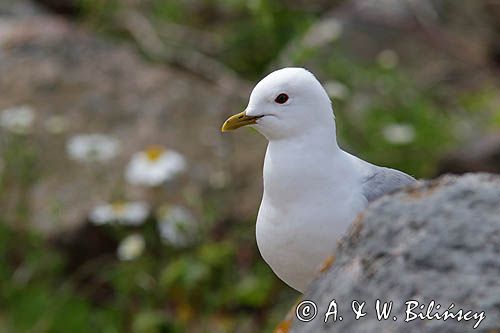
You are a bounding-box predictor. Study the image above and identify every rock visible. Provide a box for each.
[0,0,43,16]
[0,1,265,233]
[291,173,500,333]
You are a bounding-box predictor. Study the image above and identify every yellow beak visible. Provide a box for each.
[221,111,262,132]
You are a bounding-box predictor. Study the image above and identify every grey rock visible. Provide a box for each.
[291,173,500,333]
[0,0,43,16]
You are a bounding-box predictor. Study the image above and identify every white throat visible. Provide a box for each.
[262,116,347,203]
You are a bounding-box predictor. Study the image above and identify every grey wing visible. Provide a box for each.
[361,167,416,203]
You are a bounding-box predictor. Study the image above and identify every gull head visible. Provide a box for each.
[221,67,334,141]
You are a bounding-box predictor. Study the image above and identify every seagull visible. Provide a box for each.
[221,67,415,293]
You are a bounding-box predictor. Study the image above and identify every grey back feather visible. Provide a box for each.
[361,167,416,203]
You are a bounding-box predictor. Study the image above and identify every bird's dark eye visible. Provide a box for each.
[274,93,289,104]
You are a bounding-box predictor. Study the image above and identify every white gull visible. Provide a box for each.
[222,67,415,292]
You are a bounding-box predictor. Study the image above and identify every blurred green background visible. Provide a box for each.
[0,0,499,332]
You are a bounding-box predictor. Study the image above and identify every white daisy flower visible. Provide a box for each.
[89,201,150,226]
[157,205,198,248]
[117,234,145,261]
[377,49,399,69]
[324,80,350,100]
[382,123,416,145]
[125,146,186,187]
[66,134,120,163]
[0,105,35,134]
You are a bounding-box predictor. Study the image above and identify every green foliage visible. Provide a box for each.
[0,218,292,332]
[1,136,39,187]
[459,88,500,129]
[0,223,119,333]
[78,0,121,30]
[132,310,172,333]
[232,265,274,308]
[0,135,39,223]
[220,0,315,78]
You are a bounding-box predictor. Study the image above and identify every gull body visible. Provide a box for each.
[222,67,415,292]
